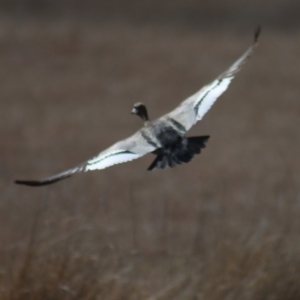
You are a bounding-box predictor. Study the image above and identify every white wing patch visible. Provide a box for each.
[193,76,233,121]
[86,150,143,171]
[193,30,259,121]
[165,27,260,131]
[15,132,155,186]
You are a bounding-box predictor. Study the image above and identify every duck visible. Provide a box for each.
[15,27,260,186]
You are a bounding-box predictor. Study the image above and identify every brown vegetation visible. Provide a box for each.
[1,4,300,299]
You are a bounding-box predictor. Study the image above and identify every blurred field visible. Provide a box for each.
[1,2,300,299]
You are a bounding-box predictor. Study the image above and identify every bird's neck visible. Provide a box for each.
[140,108,149,123]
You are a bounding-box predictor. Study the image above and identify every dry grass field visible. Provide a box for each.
[1,2,300,299]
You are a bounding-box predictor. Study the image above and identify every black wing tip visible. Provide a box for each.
[14,177,69,186]
[15,179,46,187]
[14,164,85,187]
[254,26,261,43]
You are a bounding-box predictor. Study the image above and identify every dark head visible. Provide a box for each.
[131,102,149,122]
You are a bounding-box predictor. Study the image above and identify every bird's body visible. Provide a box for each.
[15,28,260,187]
[130,106,209,170]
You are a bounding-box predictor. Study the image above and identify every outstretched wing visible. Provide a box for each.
[15,131,156,187]
[165,27,261,131]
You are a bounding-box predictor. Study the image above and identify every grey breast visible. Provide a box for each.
[138,113,188,153]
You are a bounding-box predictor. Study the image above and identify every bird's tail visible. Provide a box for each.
[147,135,209,171]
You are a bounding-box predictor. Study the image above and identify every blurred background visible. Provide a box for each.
[1,1,300,299]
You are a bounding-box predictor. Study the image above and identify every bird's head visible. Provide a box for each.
[131,102,149,122]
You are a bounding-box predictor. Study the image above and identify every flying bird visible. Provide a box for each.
[15,28,260,187]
